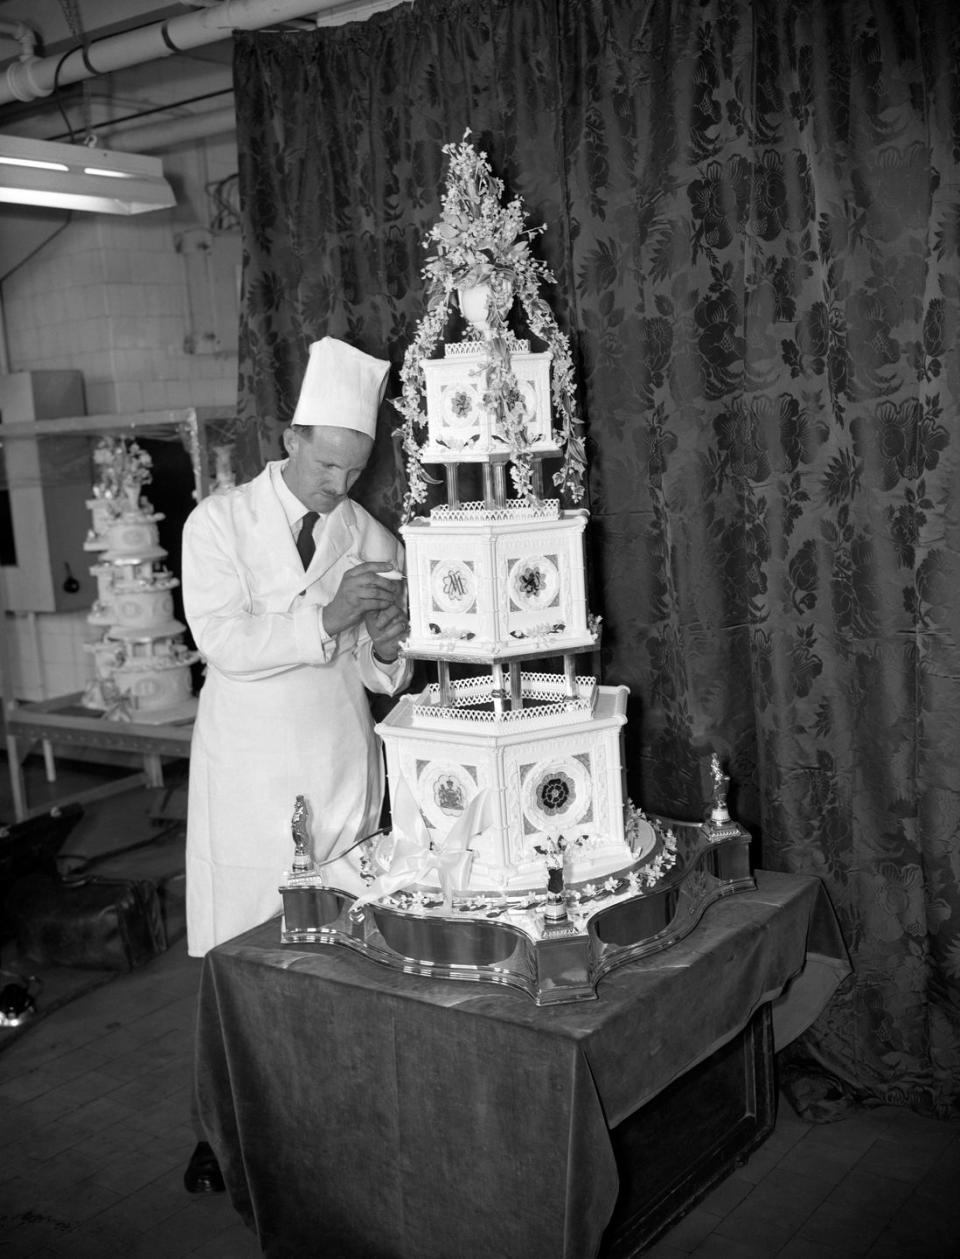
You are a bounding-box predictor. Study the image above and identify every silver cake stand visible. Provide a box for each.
[279,807,754,1006]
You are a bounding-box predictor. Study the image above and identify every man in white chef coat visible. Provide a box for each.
[180,336,410,1193]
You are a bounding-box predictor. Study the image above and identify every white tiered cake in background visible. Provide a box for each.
[279,135,753,1003]
[82,436,198,723]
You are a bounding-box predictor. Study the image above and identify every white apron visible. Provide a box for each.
[182,463,408,956]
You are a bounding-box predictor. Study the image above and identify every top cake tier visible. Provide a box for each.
[419,341,560,464]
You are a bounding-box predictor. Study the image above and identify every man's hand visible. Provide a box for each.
[322,561,405,638]
[365,603,409,664]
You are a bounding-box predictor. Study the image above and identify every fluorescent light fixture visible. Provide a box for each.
[0,134,176,215]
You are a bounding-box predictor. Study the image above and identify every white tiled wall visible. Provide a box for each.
[1,134,241,702]
[3,610,94,703]
[3,216,241,416]
[2,136,241,410]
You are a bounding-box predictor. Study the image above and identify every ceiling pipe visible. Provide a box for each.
[0,20,40,91]
[0,20,38,60]
[182,0,317,30]
[103,104,237,152]
[0,0,353,108]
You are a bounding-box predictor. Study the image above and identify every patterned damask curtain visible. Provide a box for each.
[234,0,960,1116]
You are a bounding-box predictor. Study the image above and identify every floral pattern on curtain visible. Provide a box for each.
[234,0,960,1116]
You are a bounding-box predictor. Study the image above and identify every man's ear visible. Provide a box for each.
[282,426,296,456]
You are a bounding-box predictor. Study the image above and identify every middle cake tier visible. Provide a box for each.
[401,501,598,663]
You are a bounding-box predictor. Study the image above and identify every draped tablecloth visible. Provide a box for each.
[196,869,849,1259]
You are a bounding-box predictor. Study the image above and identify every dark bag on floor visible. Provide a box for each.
[0,805,85,923]
[9,873,167,972]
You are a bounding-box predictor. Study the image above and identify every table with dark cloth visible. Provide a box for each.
[196,870,849,1259]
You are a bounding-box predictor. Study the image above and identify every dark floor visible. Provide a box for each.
[1,760,959,1257]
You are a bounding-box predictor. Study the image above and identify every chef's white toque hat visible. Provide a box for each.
[291,336,390,438]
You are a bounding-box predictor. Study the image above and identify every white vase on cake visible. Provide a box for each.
[457,280,513,335]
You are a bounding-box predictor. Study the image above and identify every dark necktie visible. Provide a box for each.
[296,511,319,569]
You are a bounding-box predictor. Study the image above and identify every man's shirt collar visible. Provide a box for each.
[271,459,319,531]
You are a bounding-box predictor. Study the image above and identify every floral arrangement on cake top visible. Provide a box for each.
[420,135,549,302]
[92,436,153,506]
[394,130,586,518]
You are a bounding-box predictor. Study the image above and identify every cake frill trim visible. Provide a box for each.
[393,130,586,521]
[364,802,679,918]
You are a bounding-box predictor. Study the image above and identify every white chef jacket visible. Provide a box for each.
[181,460,410,956]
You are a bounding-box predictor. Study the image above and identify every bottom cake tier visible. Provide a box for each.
[375,683,634,893]
[112,659,195,714]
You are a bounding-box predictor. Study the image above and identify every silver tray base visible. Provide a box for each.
[280,818,754,1005]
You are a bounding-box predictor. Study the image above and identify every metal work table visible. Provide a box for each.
[4,692,193,821]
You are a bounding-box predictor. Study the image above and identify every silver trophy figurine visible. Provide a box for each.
[290,794,315,875]
[705,752,743,841]
[708,754,731,826]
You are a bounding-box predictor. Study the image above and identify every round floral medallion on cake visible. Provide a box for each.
[440,385,479,429]
[508,555,560,611]
[521,755,592,833]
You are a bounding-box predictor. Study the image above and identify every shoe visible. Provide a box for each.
[183,1140,225,1194]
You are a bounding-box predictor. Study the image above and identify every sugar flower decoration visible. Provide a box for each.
[394,130,586,519]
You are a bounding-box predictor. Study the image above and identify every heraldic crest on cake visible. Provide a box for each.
[280,133,754,1003]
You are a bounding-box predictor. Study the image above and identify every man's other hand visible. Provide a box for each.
[364,603,408,664]
[322,561,404,637]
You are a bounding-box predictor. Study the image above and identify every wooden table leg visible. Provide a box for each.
[42,738,57,783]
[143,753,164,789]
[6,732,28,823]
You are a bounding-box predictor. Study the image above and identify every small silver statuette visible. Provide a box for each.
[290,794,314,874]
[708,753,732,827]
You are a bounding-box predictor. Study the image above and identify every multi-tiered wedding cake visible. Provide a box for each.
[280,136,752,1003]
[82,437,198,723]
[376,382,643,894]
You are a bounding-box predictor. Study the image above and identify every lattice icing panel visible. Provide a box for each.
[411,672,598,731]
[430,500,560,525]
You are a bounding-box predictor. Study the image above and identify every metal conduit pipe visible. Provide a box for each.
[102,104,237,152]
[0,20,39,58]
[0,0,341,108]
